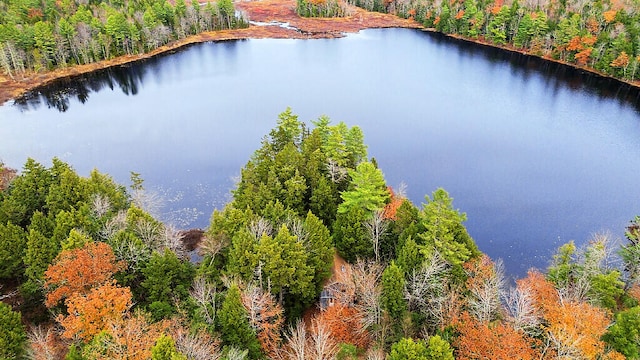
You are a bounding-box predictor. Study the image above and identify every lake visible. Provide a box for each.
[1,28,639,278]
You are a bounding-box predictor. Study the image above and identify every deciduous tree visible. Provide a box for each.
[57,281,132,342]
[44,241,125,308]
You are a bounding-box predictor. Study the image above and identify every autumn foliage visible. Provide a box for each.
[519,271,621,359]
[314,304,369,348]
[454,312,540,360]
[57,281,132,342]
[83,313,170,360]
[44,241,125,308]
[382,187,403,220]
[241,285,285,358]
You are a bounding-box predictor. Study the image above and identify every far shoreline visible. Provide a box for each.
[1,0,639,106]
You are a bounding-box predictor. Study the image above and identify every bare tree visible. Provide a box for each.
[364,210,388,262]
[100,210,127,241]
[285,217,307,243]
[26,326,64,360]
[0,285,18,301]
[172,326,221,360]
[350,260,383,335]
[283,320,307,360]
[0,43,13,78]
[467,258,505,323]
[199,233,228,264]
[131,188,164,218]
[249,218,273,240]
[504,284,540,336]
[326,159,347,183]
[365,348,385,360]
[404,252,450,330]
[160,224,186,258]
[309,320,338,360]
[190,276,217,326]
[91,193,112,218]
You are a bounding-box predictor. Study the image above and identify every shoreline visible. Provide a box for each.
[0,0,420,106]
[1,0,638,106]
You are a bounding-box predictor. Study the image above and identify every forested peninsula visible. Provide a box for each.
[1,109,640,359]
[2,0,640,105]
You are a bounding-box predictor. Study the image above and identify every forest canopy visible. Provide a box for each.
[0,0,247,76]
[1,109,639,359]
[345,0,640,82]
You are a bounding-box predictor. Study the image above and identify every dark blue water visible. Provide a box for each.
[2,28,639,278]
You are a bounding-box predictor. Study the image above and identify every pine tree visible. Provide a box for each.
[337,162,389,215]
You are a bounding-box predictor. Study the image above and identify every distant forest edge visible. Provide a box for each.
[298,0,640,83]
[1,109,640,359]
[0,0,247,76]
[2,0,640,105]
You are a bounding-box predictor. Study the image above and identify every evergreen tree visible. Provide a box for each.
[333,206,370,262]
[337,161,389,215]
[23,228,59,295]
[603,306,640,358]
[382,261,407,321]
[425,335,454,360]
[418,188,478,267]
[0,302,27,359]
[0,221,26,279]
[388,337,429,360]
[303,211,334,293]
[217,284,262,359]
[257,225,314,306]
[0,158,53,227]
[141,249,195,320]
[152,335,187,360]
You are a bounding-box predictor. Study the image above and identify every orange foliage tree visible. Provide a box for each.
[315,304,369,348]
[80,313,219,360]
[454,312,540,360]
[241,284,284,359]
[382,186,403,220]
[566,35,596,66]
[519,271,620,359]
[603,10,617,23]
[57,281,132,342]
[44,241,125,308]
[611,51,630,69]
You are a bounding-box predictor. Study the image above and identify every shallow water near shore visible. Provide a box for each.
[1,28,639,278]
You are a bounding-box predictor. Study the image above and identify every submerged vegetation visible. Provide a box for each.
[1,109,640,358]
[0,0,247,76]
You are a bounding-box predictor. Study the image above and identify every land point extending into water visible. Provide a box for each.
[1,0,639,106]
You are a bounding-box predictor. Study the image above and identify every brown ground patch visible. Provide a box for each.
[0,0,420,106]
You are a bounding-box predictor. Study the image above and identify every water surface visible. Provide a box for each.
[2,28,639,277]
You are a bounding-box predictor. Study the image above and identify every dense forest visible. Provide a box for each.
[0,0,247,76]
[1,109,640,359]
[298,0,640,82]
